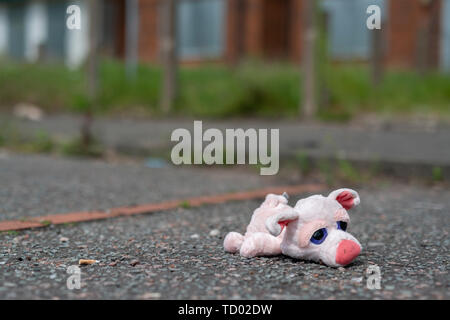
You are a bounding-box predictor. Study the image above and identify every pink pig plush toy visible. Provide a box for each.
[224,189,362,267]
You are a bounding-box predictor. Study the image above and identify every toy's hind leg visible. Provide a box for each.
[224,232,244,253]
[240,232,282,258]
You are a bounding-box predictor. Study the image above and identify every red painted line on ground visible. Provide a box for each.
[0,184,324,232]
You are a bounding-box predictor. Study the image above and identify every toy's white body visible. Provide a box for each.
[223,194,292,258]
[224,189,362,267]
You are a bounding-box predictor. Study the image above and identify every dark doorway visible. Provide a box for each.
[262,0,290,60]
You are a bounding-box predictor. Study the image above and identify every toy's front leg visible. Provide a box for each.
[240,232,282,258]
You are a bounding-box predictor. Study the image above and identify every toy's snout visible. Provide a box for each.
[335,239,361,266]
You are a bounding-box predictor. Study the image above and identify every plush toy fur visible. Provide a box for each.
[223,193,295,258]
[224,188,362,267]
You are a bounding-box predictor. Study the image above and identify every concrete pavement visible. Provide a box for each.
[3,114,450,179]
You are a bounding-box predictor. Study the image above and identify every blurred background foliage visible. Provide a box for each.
[1,58,449,120]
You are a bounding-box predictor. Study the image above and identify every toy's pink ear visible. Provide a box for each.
[265,208,298,236]
[328,188,360,210]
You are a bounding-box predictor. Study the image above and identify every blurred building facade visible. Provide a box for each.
[0,0,449,71]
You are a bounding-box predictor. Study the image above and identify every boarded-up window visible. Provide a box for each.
[321,0,387,60]
[8,2,25,59]
[177,0,225,59]
[46,0,67,60]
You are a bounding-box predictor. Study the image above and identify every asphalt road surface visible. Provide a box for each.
[0,154,448,299]
[0,153,278,220]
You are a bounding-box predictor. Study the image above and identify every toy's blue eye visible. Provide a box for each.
[337,221,348,231]
[310,228,328,244]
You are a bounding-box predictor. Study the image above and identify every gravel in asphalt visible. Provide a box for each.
[0,183,448,299]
